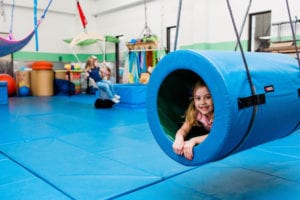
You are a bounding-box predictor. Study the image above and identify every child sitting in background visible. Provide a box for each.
[85,56,120,103]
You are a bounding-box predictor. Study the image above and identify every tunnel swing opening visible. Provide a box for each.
[157,69,212,141]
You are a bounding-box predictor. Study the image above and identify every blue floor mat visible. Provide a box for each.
[0,152,70,200]
[0,95,300,199]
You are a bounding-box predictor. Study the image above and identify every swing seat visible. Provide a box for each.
[0,31,35,57]
[0,0,53,57]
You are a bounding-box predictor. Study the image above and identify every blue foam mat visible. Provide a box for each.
[0,152,70,200]
[0,96,300,199]
[117,161,300,200]
[0,138,161,199]
[117,132,300,199]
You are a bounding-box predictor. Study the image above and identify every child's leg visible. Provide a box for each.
[103,80,116,95]
[104,80,120,99]
[108,84,116,96]
[96,81,114,99]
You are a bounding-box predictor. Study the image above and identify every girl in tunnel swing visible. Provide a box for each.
[173,79,214,160]
[85,56,120,104]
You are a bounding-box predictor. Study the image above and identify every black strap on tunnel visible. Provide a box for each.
[225,0,259,154]
[238,94,266,109]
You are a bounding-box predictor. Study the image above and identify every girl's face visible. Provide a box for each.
[93,59,99,67]
[194,86,214,116]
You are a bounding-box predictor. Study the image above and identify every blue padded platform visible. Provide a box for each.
[114,84,147,108]
[94,83,147,108]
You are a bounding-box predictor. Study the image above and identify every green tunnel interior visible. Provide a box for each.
[157,69,207,141]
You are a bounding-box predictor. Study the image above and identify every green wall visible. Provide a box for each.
[14,36,299,63]
[13,51,116,63]
[180,40,248,51]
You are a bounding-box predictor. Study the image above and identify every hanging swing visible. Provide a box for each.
[0,0,53,57]
[65,0,105,63]
[126,0,165,84]
[126,0,159,51]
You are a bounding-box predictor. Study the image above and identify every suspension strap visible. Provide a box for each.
[174,0,182,51]
[225,0,261,155]
[41,0,53,20]
[33,0,53,51]
[138,0,153,38]
[8,0,15,39]
[285,0,300,69]
[0,0,5,22]
[34,0,38,51]
[234,0,252,51]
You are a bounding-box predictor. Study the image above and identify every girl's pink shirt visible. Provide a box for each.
[197,112,213,131]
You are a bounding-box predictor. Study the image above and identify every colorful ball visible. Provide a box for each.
[18,86,30,97]
[130,38,137,44]
[0,74,16,96]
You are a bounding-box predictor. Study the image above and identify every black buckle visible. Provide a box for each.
[238,94,266,109]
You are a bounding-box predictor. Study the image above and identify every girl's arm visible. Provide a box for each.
[173,122,191,155]
[84,69,90,79]
[99,67,105,78]
[183,134,208,160]
[188,134,208,146]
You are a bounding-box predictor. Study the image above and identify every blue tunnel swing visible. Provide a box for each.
[146,50,300,166]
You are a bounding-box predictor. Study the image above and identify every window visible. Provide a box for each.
[166,26,176,53]
[248,11,271,52]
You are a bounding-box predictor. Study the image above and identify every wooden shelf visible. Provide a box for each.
[262,41,300,53]
[126,41,158,51]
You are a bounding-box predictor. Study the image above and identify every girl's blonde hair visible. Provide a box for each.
[184,79,212,126]
[85,56,97,71]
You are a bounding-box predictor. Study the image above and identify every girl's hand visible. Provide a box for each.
[172,135,185,156]
[183,139,196,160]
[84,72,89,79]
[183,135,208,160]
